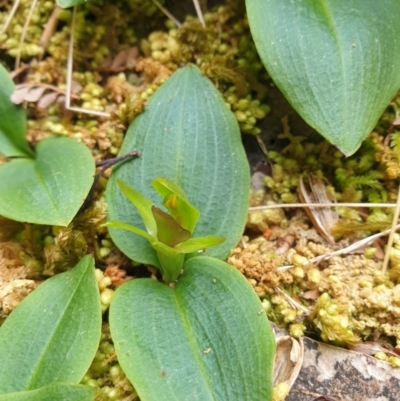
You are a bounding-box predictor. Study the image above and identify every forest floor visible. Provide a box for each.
[1,1,400,400]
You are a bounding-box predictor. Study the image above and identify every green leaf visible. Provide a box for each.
[152,177,190,201]
[117,179,157,237]
[0,136,95,226]
[151,206,191,247]
[0,383,95,401]
[152,177,200,233]
[56,0,87,8]
[0,63,33,158]
[246,0,400,156]
[0,255,102,394]
[106,64,250,266]
[109,256,275,401]
[175,235,225,253]
[105,220,155,244]
[152,241,185,283]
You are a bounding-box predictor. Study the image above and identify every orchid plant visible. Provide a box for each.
[107,178,225,284]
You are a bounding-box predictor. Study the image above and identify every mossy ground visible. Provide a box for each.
[1,0,400,399]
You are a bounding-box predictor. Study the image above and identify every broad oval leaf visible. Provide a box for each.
[0,136,95,226]
[0,63,33,158]
[246,0,400,156]
[109,256,275,401]
[106,64,250,266]
[0,383,95,401]
[0,255,102,394]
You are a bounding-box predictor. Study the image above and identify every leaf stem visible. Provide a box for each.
[156,250,184,284]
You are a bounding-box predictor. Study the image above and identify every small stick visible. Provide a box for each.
[192,0,205,27]
[39,4,61,56]
[66,6,111,118]
[274,287,309,314]
[381,184,400,273]
[95,151,140,171]
[1,0,21,34]
[249,202,398,211]
[80,151,140,212]
[92,150,140,189]
[15,0,38,69]
[150,0,182,27]
[255,134,269,157]
[275,223,400,272]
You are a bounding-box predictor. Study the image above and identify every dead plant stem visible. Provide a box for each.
[249,202,398,211]
[1,0,20,34]
[15,0,38,69]
[381,183,400,273]
[276,223,400,272]
[66,6,110,118]
[151,0,182,27]
[192,0,205,27]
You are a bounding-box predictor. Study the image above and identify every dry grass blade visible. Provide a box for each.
[15,0,39,69]
[276,223,400,272]
[249,202,397,210]
[150,0,181,27]
[381,183,400,273]
[0,0,20,34]
[66,6,110,118]
[192,0,205,27]
[274,287,309,313]
[39,4,60,56]
[298,175,338,244]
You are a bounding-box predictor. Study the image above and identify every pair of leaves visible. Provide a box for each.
[106,65,274,400]
[106,64,250,266]
[0,63,94,226]
[246,0,400,156]
[110,256,275,401]
[0,256,101,400]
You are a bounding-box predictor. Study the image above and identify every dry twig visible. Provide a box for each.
[39,4,60,56]
[0,0,20,34]
[381,183,400,273]
[249,202,398,210]
[66,6,111,118]
[276,223,400,272]
[192,0,205,27]
[15,0,39,69]
[298,175,338,244]
[150,0,181,27]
